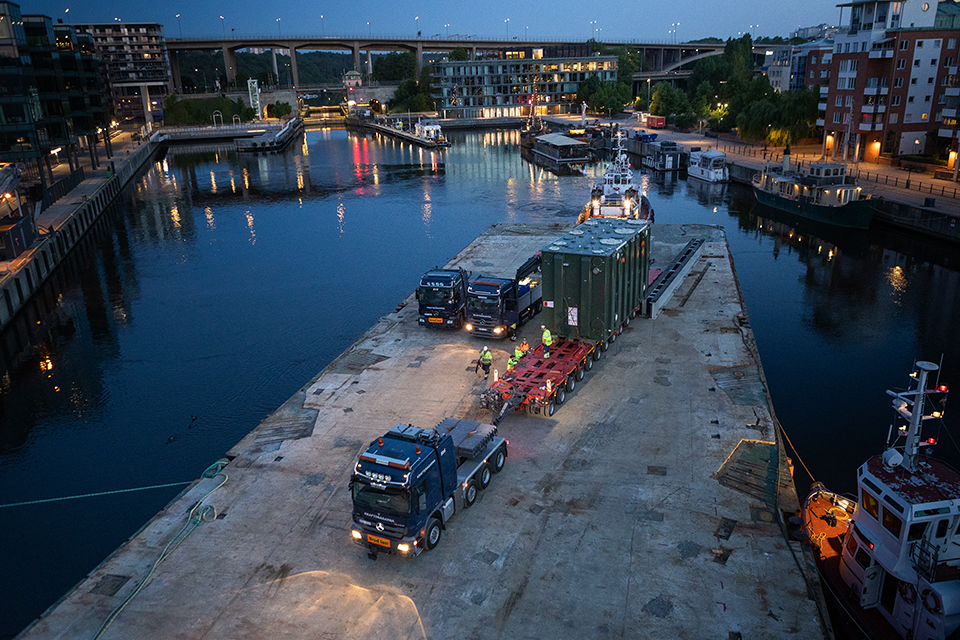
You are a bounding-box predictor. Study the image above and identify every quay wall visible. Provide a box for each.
[0,141,159,332]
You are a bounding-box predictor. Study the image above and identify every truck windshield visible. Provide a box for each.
[352,480,411,514]
[419,287,452,306]
[467,295,500,313]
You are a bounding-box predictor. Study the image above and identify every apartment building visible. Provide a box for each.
[432,48,618,119]
[74,22,171,124]
[821,0,960,164]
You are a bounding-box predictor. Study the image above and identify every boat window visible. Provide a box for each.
[936,519,950,538]
[883,494,905,514]
[882,508,903,539]
[862,490,880,520]
[908,521,928,541]
[855,547,872,569]
[846,533,859,556]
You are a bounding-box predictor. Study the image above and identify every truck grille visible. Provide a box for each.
[355,517,406,538]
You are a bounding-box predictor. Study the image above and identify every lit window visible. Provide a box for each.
[862,491,880,519]
[882,508,903,538]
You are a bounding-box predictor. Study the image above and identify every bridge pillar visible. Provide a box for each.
[470,46,477,60]
[271,49,279,85]
[416,42,423,78]
[222,46,237,83]
[367,50,373,76]
[168,50,181,92]
[352,42,361,72]
[289,47,299,89]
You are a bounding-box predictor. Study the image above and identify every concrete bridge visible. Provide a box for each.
[166,35,727,90]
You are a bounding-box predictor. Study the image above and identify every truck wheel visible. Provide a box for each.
[555,386,566,405]
[479,465,492,489]
[454,312,464,330]
[465,480,478,507]
[547,401,556,416]
[425,518,442,550]
[492,448,506,473]
[576,364,586,381]
[566,375,576,392]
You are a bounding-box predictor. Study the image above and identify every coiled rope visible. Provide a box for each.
[92,460,229,640]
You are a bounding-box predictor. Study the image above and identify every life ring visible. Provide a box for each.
[898,581,917,606]
[922,588,943,615]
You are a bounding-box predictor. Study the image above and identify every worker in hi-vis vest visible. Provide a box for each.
[541,325,552,358]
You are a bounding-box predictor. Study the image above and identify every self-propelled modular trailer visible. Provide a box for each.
[350,418,507,557]
[480,219,651,423]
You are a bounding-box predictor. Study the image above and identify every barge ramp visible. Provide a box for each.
[17,223,827,640]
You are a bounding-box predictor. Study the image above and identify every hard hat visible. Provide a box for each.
[541,325,546,330]
[482,346,488,351]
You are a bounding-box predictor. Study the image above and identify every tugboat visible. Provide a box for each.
[577,132,653,224]
[802,360,956,640]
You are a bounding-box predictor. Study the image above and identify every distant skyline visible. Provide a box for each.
[23,0,845,42]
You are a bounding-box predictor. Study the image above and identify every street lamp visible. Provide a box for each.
[367,21,370,37]
[175,13,181,39]
[445,23,449,38]
[505,18,509,39]
[525,26,528,39]
[277,18,281,37]
[220,15,225,40]
[64,8,69,24]
[320,14,324,37]
[415,16,419,36]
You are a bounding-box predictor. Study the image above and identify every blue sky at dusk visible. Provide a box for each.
[23,0,845,42]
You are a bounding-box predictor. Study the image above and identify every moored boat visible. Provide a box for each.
[687,148,729,183]
[752,151,873,229]
[802,361,955,640]
[415,120,451,147]
[577,132,653,224]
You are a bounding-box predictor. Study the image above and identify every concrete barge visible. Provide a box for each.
[17,223,828,640]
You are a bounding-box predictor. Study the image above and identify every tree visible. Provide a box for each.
[266,101,292,118]
[373,52,417,82]
[449,47,468,62]
[576,75,602,106]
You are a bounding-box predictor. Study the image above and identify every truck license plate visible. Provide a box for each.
[428,317,443,323]
[367,534,391,548]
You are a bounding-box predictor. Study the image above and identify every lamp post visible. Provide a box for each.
[367,21,370,37]
[445,23,449,38]
[415,16,419,37]
[175,13,182,38]
[525,26,528,39]
[277,18,281,37]
[220,15,225,40]
[320,14,324,37]
[505,18,509,39]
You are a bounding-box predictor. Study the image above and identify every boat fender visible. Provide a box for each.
[922,588,942,615]
[898,581,917,606]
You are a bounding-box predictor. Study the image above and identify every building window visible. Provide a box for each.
[890,113,898,123]
[895,77,904,87]
[940,94,947,104]
[846,95,854,107]
[821,70,828,78]
[898,59,906,69]
[929,77,934,83]
[949,39,957,49]
[901,39,910,50]
[836,95,844,106]
[836,44,842,53]
[893,95,901,105]
[935,39,941,48]
[947,57,955,66]
[908,96,915,102]
[918,40,924,48]
[833,112,843,123]
[811,56,817,64]
[914,59,920,66]
[912,78,918,84]
[845,43,851,53]
[925,95,931,102]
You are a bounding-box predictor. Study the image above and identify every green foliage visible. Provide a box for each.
[733,85,819,143]
[373,52,417,82]
[616,46,639,79]
[449,47,469,62]
[176,50,353,90]
[163,95,256,125]
[577,75,602,105]
[586,38,603,53]
[649,82,689,117]
[387,74,436,113]
[266,101,292,118]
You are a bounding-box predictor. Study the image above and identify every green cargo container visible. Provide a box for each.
[541,218,651,343]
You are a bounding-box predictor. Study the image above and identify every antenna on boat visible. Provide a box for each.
[886,360,938,473]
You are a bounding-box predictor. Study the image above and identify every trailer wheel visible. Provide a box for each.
[492,447,506,473]
[609,330,617,344]
[464,480,478,507]
[547,401,556,416]
[479,465,492,489]
[555,386,566,405]
[600,340,609,352]
[585,355,594,370]
[576,364,585,381]
[425,518,442,550]
[566,375,576,393]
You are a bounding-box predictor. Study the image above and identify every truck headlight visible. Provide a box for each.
[397,543,410,553]
[351,530,362,540]
[494,327,503,334]
[465,323,473,331]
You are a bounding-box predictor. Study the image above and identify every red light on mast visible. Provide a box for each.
[938,384,948,392]
[926,437,938,445]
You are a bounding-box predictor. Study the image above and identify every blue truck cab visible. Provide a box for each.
[465,253,542,339]
[416,267,469,328]
[350,419,507,557]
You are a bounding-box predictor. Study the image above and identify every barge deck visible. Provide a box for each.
[17,223,827,640]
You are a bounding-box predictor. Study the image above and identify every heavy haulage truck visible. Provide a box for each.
[350,418,507,558]
[480,218,651,423]
[416,267,470,328]
[464,253,543,339]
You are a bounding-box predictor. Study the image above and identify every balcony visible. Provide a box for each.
[818,102,827,111]
[859,122,882,131]
[939,128,959,138]
[943,108,958,118]
[820,85,829,95]
[863,87,889,95]
[946,87,960,97]
[816,118,825,126]
[947,66,958,75]
[869,49,894,59]
[862,104,886,113]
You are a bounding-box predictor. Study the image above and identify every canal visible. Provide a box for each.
[1,127,959,638]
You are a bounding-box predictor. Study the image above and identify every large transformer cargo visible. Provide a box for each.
[541,218,650,343]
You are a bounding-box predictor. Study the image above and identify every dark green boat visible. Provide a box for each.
[752,160,875,229]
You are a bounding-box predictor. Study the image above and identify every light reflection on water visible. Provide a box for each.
[0,127,958,637]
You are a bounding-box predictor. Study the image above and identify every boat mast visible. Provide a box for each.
[887,360,938,473]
